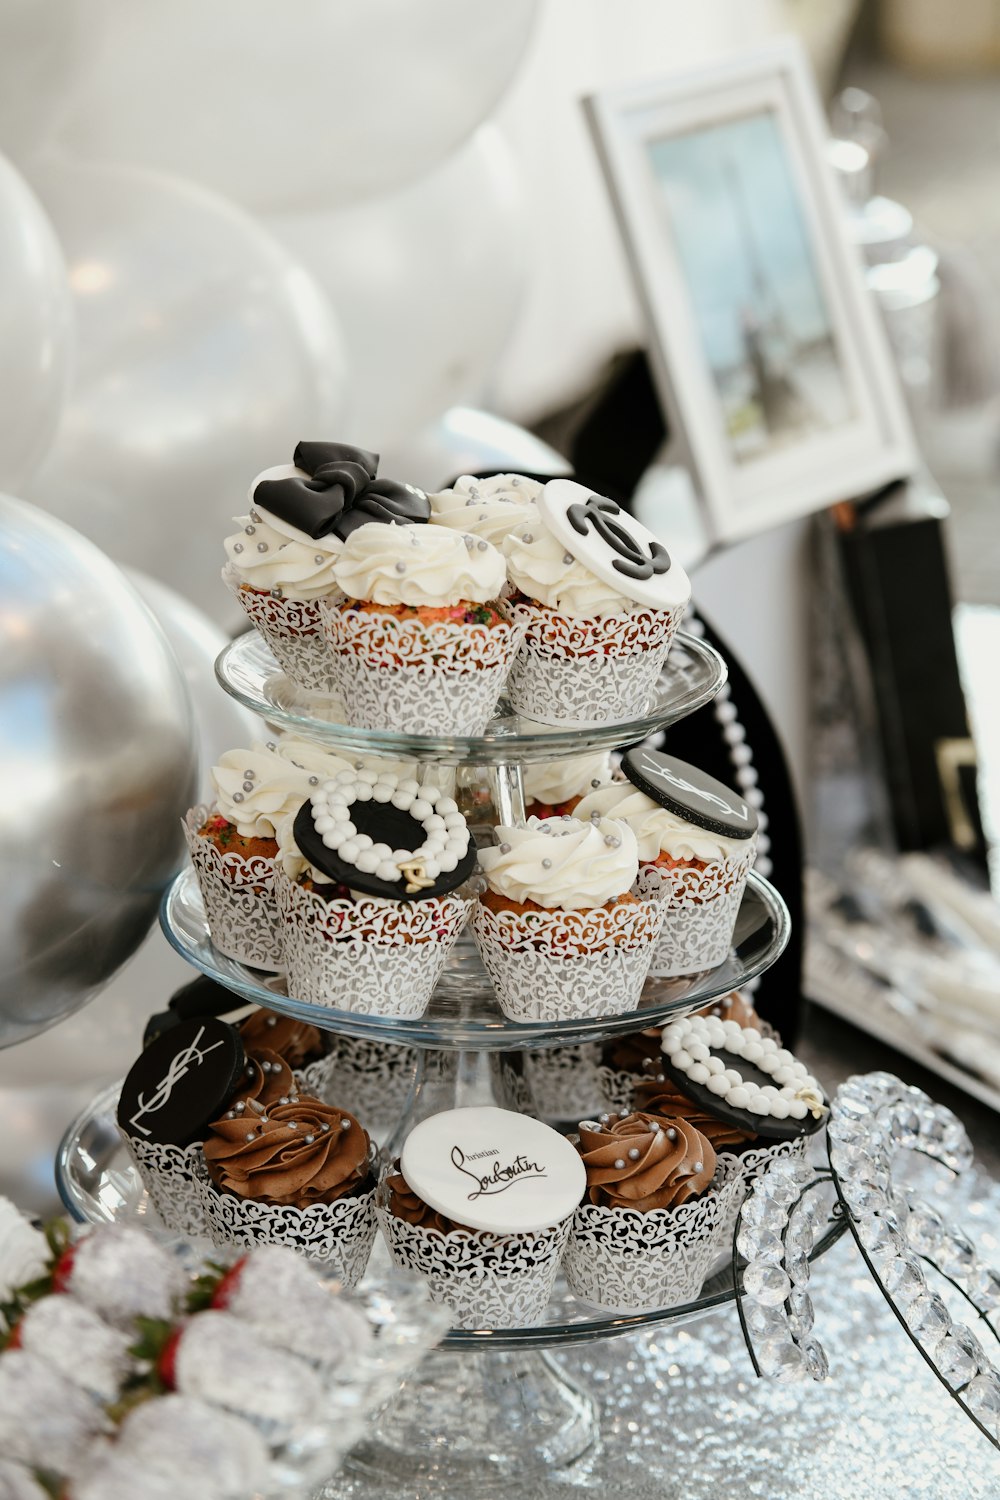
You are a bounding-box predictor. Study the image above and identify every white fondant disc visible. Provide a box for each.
[400,1106,587,1234]
[538,478,691,611]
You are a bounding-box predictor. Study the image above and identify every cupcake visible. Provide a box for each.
[184,736,352,970]
[500,478,690,725]
[523,749,618,819]
[574,747,758,978]
[322,521,521,735]
[562,1111,737,1312]
[202,1091,378,1285]
[224,440,429,692]
[427,472,542,548]
[377,1106,585,1330]
[655,1012,827,1222]
[273,766,477,1018]
[471,815,664,1023]
[596,1026,664,1113]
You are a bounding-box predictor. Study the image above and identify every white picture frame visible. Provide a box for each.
[585,39,917,544]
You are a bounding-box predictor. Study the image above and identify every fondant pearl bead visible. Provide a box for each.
[770,1099,790,1119]
[706,1057,725,1075]
[773,1067,795,1086]
[723,1069,743,1086]
[411,799,433,820]
[747,1095,771,1115]
[356,849,379,873]
[742,1042,764,1064]
[675,1050,692,1070]
[436,798,458,815]
[688,1063,710,1085]
[659,1013,824,1128]
[707,1076,730,1096]
[373,783,393,803]
[788,1100,808,1120]
[729,1086,751,1109]
[339,839,360,862]
[688,1042,710,1064]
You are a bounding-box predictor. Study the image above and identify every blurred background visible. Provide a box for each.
[4,0,1000,1208]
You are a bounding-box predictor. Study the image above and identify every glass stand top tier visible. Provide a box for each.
[55,1082,843,1353]
[160,867,790,1050]
[214,628,726,761]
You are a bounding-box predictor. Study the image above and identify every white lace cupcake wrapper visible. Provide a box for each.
[562,1179,741,1313]
[470,899,664,1023]
[634,844,757,978]
[224,567,343,694]
[294,1039,418,1137]
[203,1179,378,1287]
[122,1134,211,1240]
[184,807,285,971]
[377,1207,571,1330]
[517,1045,607,1122]
[276,869,473,1017]
[714,1134,812,1241]
[594,1064,641,1117]
[318,603,524,735]
[498,599,685,727]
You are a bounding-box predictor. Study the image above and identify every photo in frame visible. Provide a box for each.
[585,39,916,544]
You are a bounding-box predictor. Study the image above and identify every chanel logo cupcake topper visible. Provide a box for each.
[400,1106,587,1234]
[293,768,476,901]
[117,1016,245,1148]
[537,478,691,609]
[622,747,758,839]
[253,439,430,541]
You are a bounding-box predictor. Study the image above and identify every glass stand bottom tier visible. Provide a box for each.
[346,1348,597,1488]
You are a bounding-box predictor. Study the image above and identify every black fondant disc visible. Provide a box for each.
[657,1048,826,1141]
[622,747,758,840]
[117,1016,244,1147]
[293,797,477,901]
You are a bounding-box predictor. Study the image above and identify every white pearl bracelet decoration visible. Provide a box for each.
[311,769,470,891]
[660,1015,826,1126]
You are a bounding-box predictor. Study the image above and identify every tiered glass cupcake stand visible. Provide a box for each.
[57,629,845,1492]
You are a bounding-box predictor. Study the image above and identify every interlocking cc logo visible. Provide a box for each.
[567,494,672,581]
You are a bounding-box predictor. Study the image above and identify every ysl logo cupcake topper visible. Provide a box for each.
[117,1016,244,1148]
[622,747,758,840]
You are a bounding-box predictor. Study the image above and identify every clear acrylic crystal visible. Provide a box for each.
[935,1232,978,1281]
[740,1193,779,1230]
[965,1371,1000,1428]
[756,1335,807,1382]
[881,1255,927,1302]
[737,1227,784,1265]
[833,1091,874,1122]
[843,1180,891,1219]
[888,1103,921,1150]
[784,1214,816,1260]
[855,1215,905,1257]
[905,1198,945,1256]
[787,1287,815,1339]
[905,1292,952,1345]
[743,1262,791,1307]
[966,1263,1000,1310]
[935,1328,982,1389]
[786,1251,810,1288]
[800,1337,830,1382]
[745,1302,787,1339]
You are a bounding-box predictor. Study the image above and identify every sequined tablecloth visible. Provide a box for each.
[328,1169,1000,1500]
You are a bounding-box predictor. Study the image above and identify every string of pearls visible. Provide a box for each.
[311,768,469,885]
[660,1015,825,1122]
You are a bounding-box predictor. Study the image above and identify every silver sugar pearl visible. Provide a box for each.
[464,535,475,550]
[308,775,319,785]
[693,1160,703,1173]
[542,857,552,868]
[304,1134,315,1144]
[605,835,621,847]
[256,541,268,552]
[477,540,488,551]
[271,587,283,597]
[521,533,534,543]
[628,1147,642,1160]
[288,1121,298,1129]
[666,1127,677,1140]
[563,552,574,565]
[620,1111,629,1118]
[289,1093,299,1102]
[314,554,325,565]
[243,769,255,780]
[278,1096,289,1105]
[244,524,256,535]
[266,742,276,751]
[340,1118,352,1130]
[579,1121,598,1131]
[235,1101,246,1112]
[225,1110,235,1119]
[321,1122,330,1132]
[242,780,254,792]
[614,1158,626,1170]
[395,560,406,573]
[232,792,244,802]
[591,778,602,787]
[499,842,511,854]
[245,1131,255,1141]
[233,542,244,553]
[590,812,601,823]
[250,510,261,523]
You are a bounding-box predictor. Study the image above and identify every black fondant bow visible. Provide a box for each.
[253,440,429,540]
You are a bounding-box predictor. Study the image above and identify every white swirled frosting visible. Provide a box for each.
[429,473,543,548]
[523,752,617,808]
[479,815,639,910]
[504,518,638,618]
[223,465,344,600]
[212,739,351,838]
[573,782,750,865]
[333,521,507,607]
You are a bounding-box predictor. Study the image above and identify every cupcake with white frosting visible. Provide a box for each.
[471,815,665,1023]
[322,521,523,735]
[523,749,618,819]
[574,747,758,978]
[428,472,542,550]
[184,736,353,969]
[224,441,429,693]
[500,478,690,726]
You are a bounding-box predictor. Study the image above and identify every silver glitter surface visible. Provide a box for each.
[116,1394,270,1497]
[69,1223,186,1327]
[174,1310,327,1441]
[222,1244,373,1367]
[325,1168,1000,1500]
[18,1292,132,1402]
[0,1350,108,1474]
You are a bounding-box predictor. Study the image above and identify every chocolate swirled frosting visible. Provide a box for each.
[601,1027,663,1076]
[576,1111,716,1211]
[634,1077,757,1152]
[226,1049,296,1116]
[385,1163,470,1236]
[238,1009,325,1069]
[204,1095,371,1208]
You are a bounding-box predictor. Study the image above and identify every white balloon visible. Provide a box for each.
[25,158,349,621]
[56,0,538,213]
[382,407,571,494]
[0,155,72,490]
[126,570,262,800]
[0,0,105,161]
[270,129,527,446]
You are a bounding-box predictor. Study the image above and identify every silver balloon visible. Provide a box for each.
[0,496,197,1048]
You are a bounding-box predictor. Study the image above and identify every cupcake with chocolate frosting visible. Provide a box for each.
[224,440,428,693]
[322,520,523,735]
[471,815,665,1023]
[238,1008,326,1072]
[562,1110,739,1312]
[202,1090,378,1285]
[596,1026,664,1113]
